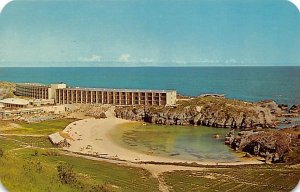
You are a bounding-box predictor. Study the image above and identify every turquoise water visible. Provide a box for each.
[0,67,299,105]
[111,124,240,162]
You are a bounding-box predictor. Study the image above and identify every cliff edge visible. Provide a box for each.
[115,96,277,129]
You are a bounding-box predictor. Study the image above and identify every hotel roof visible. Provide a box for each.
[0,98,29,105]
[63,87,176,93]
[17,82,48,87]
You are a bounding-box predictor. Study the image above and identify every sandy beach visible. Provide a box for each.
[62,118,263,166]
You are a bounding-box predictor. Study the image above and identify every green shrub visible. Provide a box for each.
[0,148,3,157]
[33,149,39,156]
[45,149,60,156]
[57,162,78,185]
[91,183,113,192]
[34,161,43,173]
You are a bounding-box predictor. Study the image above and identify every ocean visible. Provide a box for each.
[0,67,299,106]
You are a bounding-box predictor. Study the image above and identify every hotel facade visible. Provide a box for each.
[15,83,177,106]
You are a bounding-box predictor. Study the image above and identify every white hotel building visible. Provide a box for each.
[15,83,177,106]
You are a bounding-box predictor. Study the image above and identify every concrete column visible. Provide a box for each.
[159,93,161,106]
[112,92,115,105]
[101,92,104,104]
[57,90,59,104]
[106,92,108,104]
[59,90,62,104]
[152,92,154,105]
[70,90,73,104]
[75,90,78,104]
[80,91,83,104]
[96,91,98,104]
[131,93,134,105]
[62,90,65,104]
[90,91,92,104]
[107,91,111,104]
[85,91,87,104]
[92,91,94,104]
[66,90,69,104]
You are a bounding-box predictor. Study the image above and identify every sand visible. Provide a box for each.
[62,118,263,166]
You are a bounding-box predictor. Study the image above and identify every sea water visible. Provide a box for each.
[1,66,299,106]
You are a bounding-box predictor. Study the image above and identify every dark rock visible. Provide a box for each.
[289,105,300,116]
[115,97,277,129]
[227,128,296,163]
[97,112,107,119]
[265,152,273,164]
[256,100,282,116]
[278,104,289,112]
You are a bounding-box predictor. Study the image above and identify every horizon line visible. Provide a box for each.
[1,65,300,68]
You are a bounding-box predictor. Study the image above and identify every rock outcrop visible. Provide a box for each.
[278,104,289,112]
[289,105,300,117]
[48,132,71,147]
[225,126,300,163]
[115,96,277,129]
[0,81,16,99]
[73,104,115,118]
[256,100,283,116]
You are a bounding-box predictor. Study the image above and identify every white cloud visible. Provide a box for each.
[197,59,220,63]
[172,60,187,64]
[225,58,237,64]
[78,55,102,62]
[140,58,153,63]
[118,54,131,62]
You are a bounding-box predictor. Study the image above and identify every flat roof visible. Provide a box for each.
[17,83,48,87]
[0,98,29,105]
[63,87,176,93]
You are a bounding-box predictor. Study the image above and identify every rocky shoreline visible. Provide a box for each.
[115,96,299,129]
[114,96,300,164]
[225,126,300,164]
[115,96,280,129]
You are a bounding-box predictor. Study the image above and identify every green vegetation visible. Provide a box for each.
[172,96,258,116]
[285,147,300,164]
[0,139,159,192]
[163,165,300,192]
[0,118,78,135]
[178,96,254,107]
[0,118,159,191]
[145,96,255,112]
[1,118,299,191]
[0,136,24,150]
[3,135,54,148]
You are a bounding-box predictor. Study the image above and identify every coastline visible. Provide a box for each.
[62,118,264,166]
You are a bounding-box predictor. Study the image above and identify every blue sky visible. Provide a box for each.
[0,0,300,66]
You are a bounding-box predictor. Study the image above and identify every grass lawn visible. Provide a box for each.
[0,139,159,192]
[0,119,159,191]
[3,135,55,148]
[1,119,300,192]
[0,136,24,150]
[163,165,300,192]
[0,118,78,135]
